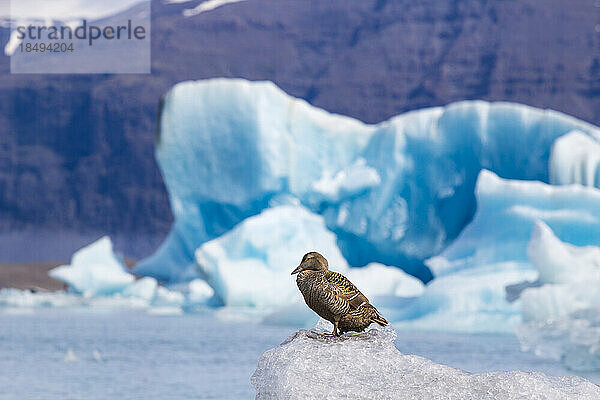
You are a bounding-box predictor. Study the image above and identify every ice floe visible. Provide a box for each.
[49,236,134,296]
[517,222,600,371]
[252,319,600,399]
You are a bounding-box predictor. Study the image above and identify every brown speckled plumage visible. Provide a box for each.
[291,252,388,336]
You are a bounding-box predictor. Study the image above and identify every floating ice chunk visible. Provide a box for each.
[251,322,600,399]
[92,350,103,363]
[2,259,186,311]
[416,173,600,332]
[63,348,79,363]
[87,295,149,309]
[123,277,185,306]
[428,170,600,278]
[344,263,424,298]
[521,222,600,323]
[310,158,381,203]
[528,220,600,285]
[517,223,600,371]
[45,237,188,307]
[261,263,422,328]
[550,131,600,187]
[195,205,349,307]
[122,277,158,302]
[4,26,24,56]
[154,286,185,307]
[195,204,417,310]
[187,279,215,305]
[147,306,184,316]
[0,288,145,309]
[0,285,185,311]
[49,237,134,296]
[521,283,598,323]
[393,264,537,333]
[0,288,80,308]
[517,309,600,372]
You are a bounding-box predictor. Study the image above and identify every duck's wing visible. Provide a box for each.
[324,271,370,310]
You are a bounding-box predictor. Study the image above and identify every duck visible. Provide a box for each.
[291,251,388,336]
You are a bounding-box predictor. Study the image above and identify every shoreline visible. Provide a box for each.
[0,262,65,291]
[0,260,137,291]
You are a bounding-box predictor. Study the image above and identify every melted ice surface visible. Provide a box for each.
[252,319,600,399]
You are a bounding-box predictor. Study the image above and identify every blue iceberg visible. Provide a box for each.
[195,204,349,308]
[392,171,600,333]
[427,170,600,278]
[49,237,135,296]
[45,237,187,310]
[517,222,600,371]
[195,204,423,310]
[135,78,600,283]
[550,131,600,187]
[45,78,600,340]
[11,77,600,356]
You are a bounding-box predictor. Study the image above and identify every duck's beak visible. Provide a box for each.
[291,265,302,275]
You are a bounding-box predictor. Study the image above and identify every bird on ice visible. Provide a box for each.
[291,251,388,337]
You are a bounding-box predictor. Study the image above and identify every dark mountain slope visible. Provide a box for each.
[0,0,598,260]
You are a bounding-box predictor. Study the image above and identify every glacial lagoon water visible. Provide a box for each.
[0,309,597,400]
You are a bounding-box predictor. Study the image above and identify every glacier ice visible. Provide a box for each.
[136,78,372,281]
[390,171,600,332]
[195,205,349,308]
[49,236,135,296]
[40,77,600,344]
[0,288,86,308]
[187,279,215,305]
[344,262,424,299]
[517,222,600,371]
[392,264,537,333]
[251,320,600,399]
[195,204,423,309]
[261,261,425,328]
[136,78,600,282]
[122,277,158,302]
[0,287,165,310]
[427,170,600,278]
[526,220,600,286]
[550,131,600,188]
[21,237,187,311]
[52,78,600,340]
[154,286,185,307]
[310,157,381,203]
